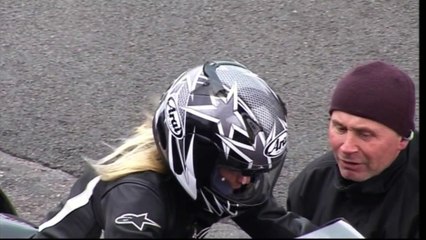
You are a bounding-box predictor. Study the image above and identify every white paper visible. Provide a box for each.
[297,219,364,239]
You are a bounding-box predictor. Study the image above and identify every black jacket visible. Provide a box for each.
[287,131,419,238]
[33,168,317,238]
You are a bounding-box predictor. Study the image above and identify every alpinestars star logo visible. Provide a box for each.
[115,213,161,231]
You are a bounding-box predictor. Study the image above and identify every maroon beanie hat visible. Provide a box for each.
[329,60,415,138]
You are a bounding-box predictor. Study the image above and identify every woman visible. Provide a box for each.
[33,60,317,238]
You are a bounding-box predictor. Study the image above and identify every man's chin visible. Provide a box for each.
[339,168,369,182]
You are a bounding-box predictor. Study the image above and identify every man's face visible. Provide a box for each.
[328,111,409,182]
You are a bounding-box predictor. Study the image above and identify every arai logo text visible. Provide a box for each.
[264,130,287,157]
[166,97,183,138]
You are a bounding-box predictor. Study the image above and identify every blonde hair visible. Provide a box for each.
[90,119,168,181]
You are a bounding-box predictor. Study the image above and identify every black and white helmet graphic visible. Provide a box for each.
[153,60,288,217]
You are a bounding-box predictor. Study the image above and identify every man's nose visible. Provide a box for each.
[340,132,358,153]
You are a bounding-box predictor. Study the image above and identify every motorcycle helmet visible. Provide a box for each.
[153,60,288,216]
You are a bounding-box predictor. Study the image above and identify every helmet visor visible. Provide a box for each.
[209,162,282,205]
[187,133,284,206]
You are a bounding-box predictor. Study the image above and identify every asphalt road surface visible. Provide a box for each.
[0,0,419,238]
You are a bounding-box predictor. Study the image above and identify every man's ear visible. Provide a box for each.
[399,138,410,150]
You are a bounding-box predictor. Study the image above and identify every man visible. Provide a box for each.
[287,60,419,238]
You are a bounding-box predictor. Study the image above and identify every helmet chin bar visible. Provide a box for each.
[199,165,274,217]
[199,187,240,217]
